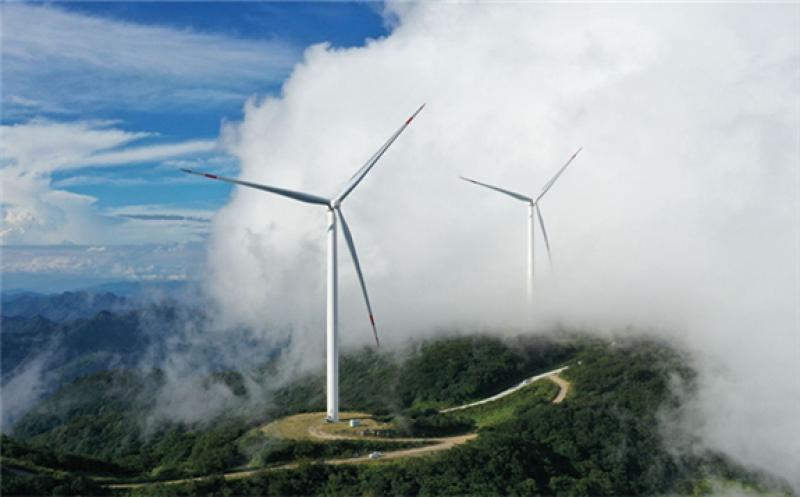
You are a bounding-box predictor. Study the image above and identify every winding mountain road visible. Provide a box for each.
[106,366,571,489]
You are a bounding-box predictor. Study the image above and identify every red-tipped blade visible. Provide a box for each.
[369,314,380,347]
[336,208,380,348]
[406,103,426,124]
[180,168,329,205]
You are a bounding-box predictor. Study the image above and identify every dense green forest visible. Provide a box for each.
[2,333,793,496]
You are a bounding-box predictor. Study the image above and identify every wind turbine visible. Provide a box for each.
[460,148,581,304]
[182,104,425,422]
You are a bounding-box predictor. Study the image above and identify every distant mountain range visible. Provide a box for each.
[0,289,198,427]
[2,309,152,379]
[2,291,132,322]
[1,280,200,319]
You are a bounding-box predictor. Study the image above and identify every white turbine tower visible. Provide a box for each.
[460,147,582,304]
[182,104,425,422]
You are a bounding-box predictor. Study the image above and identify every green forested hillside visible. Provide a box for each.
[10,334,573,476]
[10,369,252,478]
[0,435,111,496]
[131,339,790,497]
[270,334,576,416]
[2,334,792,497]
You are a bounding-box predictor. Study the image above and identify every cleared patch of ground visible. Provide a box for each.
[260,411,397,441]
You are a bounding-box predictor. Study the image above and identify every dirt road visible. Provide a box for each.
[440,366,569,413]
[549,374,571,404]
[107,432,477,490]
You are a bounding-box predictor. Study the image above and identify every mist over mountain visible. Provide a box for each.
[0,284,795,496]
[3,331,794,496]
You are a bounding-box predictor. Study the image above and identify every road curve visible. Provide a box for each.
[549,374,571,404]
[440,366,569,413]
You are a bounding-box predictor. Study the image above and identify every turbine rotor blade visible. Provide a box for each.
[335,104,425,204]
[459,176,533,203]
[535,204,552,269]
[535,147,582,202]
[181,168,329,206]
[336,208,380,347]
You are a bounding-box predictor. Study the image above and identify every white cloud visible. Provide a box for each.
[0,120,220,244]
[1,120,149,173]
[1,3,299,116]
[205,2,799,489]
[104,205,216,243]
[51,176,151,188]
[80,140,217,168]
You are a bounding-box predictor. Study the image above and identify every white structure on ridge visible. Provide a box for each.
[183,104,425,422]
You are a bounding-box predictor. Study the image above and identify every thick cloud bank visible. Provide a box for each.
[206,3,799,488]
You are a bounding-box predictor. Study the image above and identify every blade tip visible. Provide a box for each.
[406,103,426,124]
[369,315,379,347]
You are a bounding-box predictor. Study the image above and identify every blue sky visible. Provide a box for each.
[1,2,388,291]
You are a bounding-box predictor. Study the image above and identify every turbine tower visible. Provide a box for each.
[182,104,425,422]
[460,147,582,304]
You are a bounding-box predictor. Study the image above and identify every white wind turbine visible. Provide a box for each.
[182,104,425,422]
[460,148,582,304]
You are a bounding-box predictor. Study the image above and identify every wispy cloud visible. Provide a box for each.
[104,205,216,242]
[1,120,150,172]
[50,176,151,188]
[118,214,211,223]
[1,3,300,117]
[0,120,221,244]
[1,120,217,172]
[80,140,217,169]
